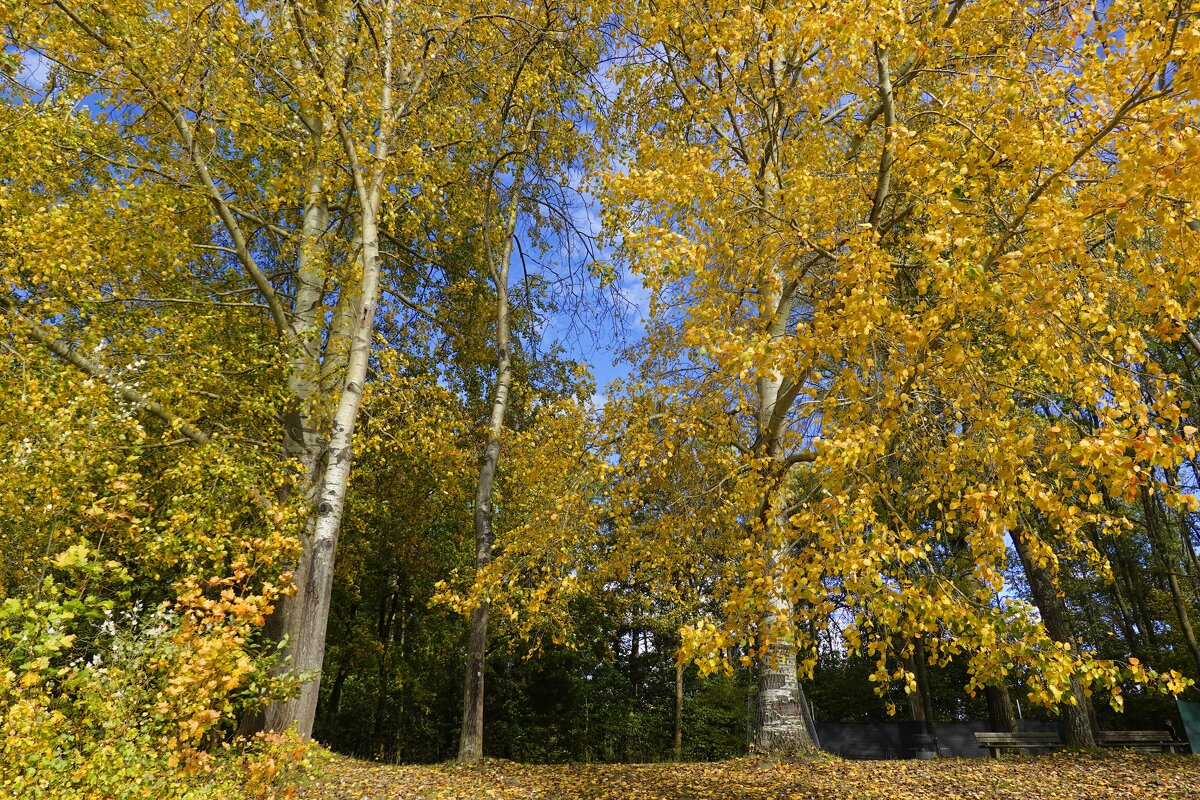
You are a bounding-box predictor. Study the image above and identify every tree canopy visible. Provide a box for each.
[2,0,1200,795]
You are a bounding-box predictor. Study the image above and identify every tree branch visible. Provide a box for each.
[2,297,211,446]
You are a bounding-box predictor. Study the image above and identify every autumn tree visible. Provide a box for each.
[452,2,604,761]
[4,0,600,739]
[601,0,1199,752]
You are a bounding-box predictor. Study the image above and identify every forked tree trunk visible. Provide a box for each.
[265,198,384,737]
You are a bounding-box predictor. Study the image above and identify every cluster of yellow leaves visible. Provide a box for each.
[0,292,306,796]
[433,395,606,650]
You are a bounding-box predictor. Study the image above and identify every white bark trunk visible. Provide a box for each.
[266,201,384,737]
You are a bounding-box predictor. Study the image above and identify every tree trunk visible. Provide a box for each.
[458,599,490,763]
[912,638,937,737]
[902,650,926,724]
[1010,526,1097,749]
[1143,489,1200,678]
[985,685,1016,732]
[753,597,817,755]
[265,165,385,735]
[1166,568,1200,678]
[458,163,523,764]
[325,659,348,731]
[674,661,684,761]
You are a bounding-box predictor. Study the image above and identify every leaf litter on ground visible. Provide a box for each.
[295,751,1200,800]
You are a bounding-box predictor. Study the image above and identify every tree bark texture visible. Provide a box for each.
[985,685,1017,733]
[265,109,389,729]
[753,597,817,755]
[1011,526,1097,749]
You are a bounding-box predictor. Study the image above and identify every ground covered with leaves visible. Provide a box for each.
[296,752,1200,800]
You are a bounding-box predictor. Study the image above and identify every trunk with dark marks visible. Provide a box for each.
[753,598,817,755]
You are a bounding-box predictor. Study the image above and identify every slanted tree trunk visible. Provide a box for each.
[1011,526,1097,749]
[1166,569,1200,677]
[265,192,385,737]
[325,659,349,731]
[1141,487,1200,678]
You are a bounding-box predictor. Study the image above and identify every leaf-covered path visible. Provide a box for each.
[298,753,1200,799]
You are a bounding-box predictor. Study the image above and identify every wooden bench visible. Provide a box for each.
[975,732,1063,757]
[1099,730,1190,753]
[975,730,1190,757]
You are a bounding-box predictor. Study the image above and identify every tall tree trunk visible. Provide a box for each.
[325,659,348,731]
[912,638,937,737]
[265,93,390,729]
[1166,569,1200,677]
[1011,526,1097,749]
[1144,488,1200,678]
[458,598,491,763]
[264,12,402,733]
[233,122,331,740]
[458,164,524,764]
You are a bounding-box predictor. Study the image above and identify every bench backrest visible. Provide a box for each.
[1100,731,1177,743]
[974,732,1062,744]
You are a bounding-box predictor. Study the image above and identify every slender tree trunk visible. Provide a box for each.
[1120,548,1161,649]
[1142,488,1200,677]
[325,659,348,731]
[674,661,684,761]
[1011,526,1097,749]
[912,638,937,737]
[1167,569,1200,677]
[456,290,510,764]
[458,165,524,764]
